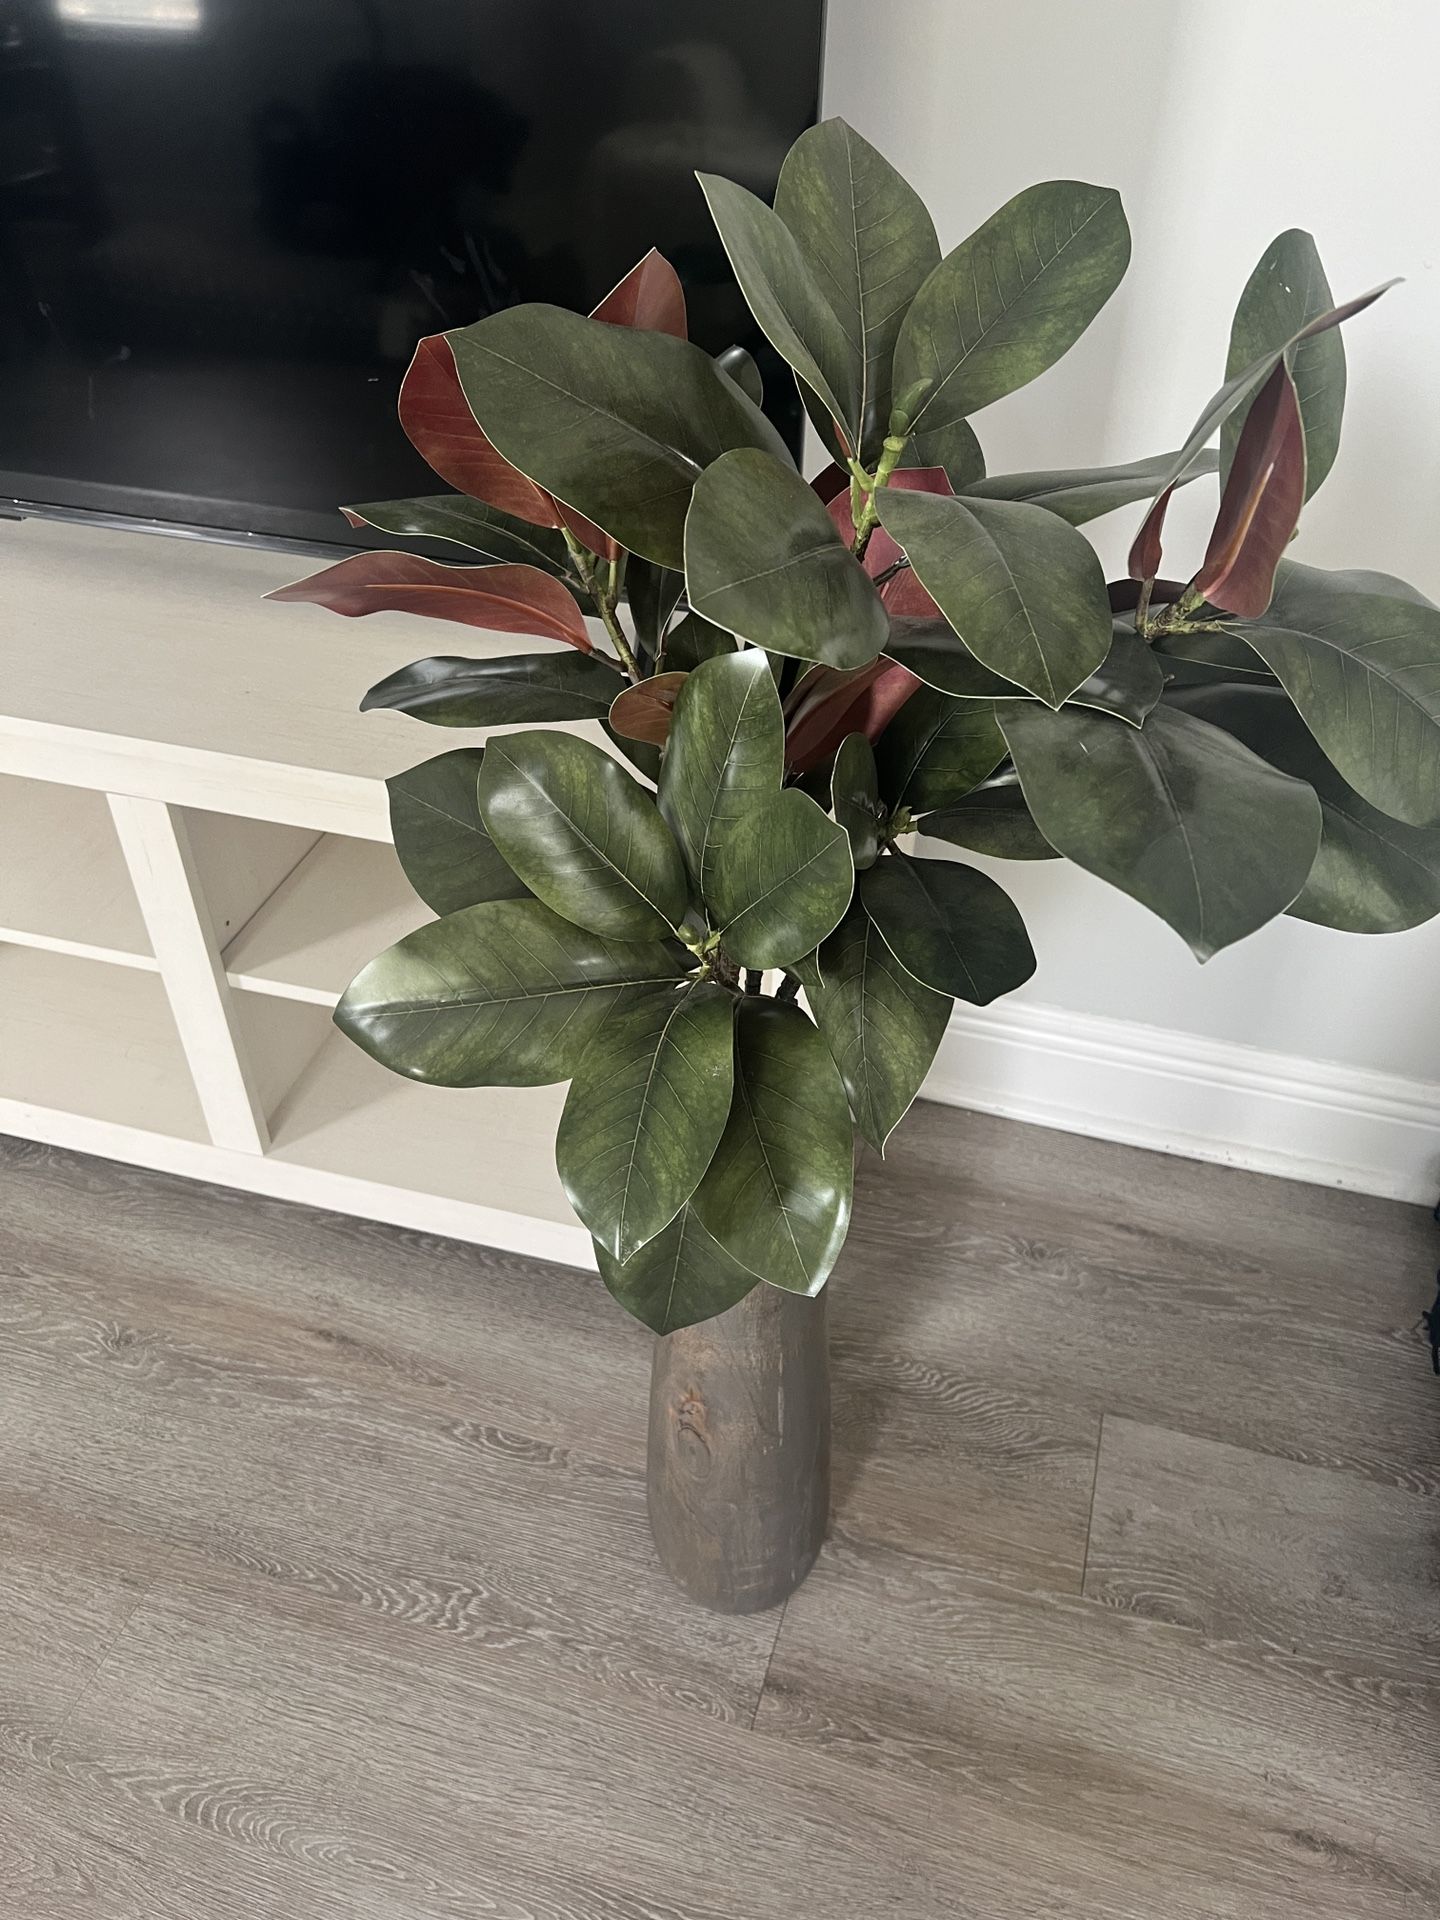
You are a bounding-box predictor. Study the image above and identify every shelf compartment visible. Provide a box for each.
[0,773,154,967]
[0,945,206,1142]
[222,833,423,1006]
[266,1026,581,1245]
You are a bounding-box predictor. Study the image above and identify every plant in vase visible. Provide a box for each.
[272,119,1440,1612]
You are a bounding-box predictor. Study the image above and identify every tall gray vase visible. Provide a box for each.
[646,1282,830,1613]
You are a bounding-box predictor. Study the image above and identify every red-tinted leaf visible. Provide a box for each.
[398,336,557,528]
[1127,484,1174,584]
[608,671,688,746]
[590,248,688,339]
[267,554,593,651]
[810,462,850,505]
[1193,361,1305,617]
[826,465,952,615]
[784,659,923,773]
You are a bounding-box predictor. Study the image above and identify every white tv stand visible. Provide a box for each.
[0,516,591,1269]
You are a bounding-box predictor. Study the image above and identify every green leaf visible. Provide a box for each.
[831,733,881,869]
[387,749,528,916]
[447,304,790,568]
[861,852,1035,1003]
[800,898,951,1152]
[343,496,574,572]
[773,118,941,463]
[697,172,861,448]
[1228,561,1440,827]
[557,981,735,1260]
[966,449,1217,527]
[899,419,986,492]
[1074,624,1166,726]
[659,650,784,895]
[715,344,764,408]
[478,731,689,939]
[662,610,736,673]
[1223,230,1344,502]
[335,900,686,1087]
[892,181,1130,463]
[625,559,685,659]
[1168,684,1440,935]
[883,618,1029,701]
[708,789,854,968]
[595,1204,759,1333]
[361,651,623,727]
[684,449,888,669]
[1000,702,1322,959]
[692,999,854,1293]
[920,780,1059,860]
[876,490,1111,706]
[875,685,1006,811]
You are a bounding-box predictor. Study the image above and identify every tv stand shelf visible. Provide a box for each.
[0,517,591,1270]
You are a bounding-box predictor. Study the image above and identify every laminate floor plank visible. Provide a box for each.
[1084,1416,1440,1681]
[1,1112,1435,1920]
[838,1106,1437,1496]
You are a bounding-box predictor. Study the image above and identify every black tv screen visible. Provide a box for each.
[0,0,825,548]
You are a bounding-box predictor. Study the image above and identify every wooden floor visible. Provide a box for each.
[1,1107,1437,1918]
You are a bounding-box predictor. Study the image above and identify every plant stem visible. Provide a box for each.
[776,973,801,1005]
[851,430,909,560]
[564,528,642,680]
[743,969,764,996]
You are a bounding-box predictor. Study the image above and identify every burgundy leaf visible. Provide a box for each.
[398,336,557,527]
[590,248,688,339]
[1127,484,1175,584]
[1193,361,1305,617]
[826,465,952,617]
[784,660,923,773]
[267,554,593,652]
[810,463,850,505]
[608,671,688,746]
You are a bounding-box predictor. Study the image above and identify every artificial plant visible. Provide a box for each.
[273,119,1440,1334]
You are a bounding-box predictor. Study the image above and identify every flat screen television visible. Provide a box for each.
[0,0,825,550]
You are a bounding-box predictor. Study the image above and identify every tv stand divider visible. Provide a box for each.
[0,516,591,1270]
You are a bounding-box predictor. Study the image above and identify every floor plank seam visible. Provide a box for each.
[749,1597,790,1730]
[42,1586,151,1762]
[1077,1410,1106,1597]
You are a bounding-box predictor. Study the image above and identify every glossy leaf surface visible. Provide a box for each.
[1223,229,1343,501]
[784,659,922,774]
[398,334,555,524]
[1194,361,1305,617]
[662,611,735,673]
[877,490,1111,706]
[1229,562,1440,827]
[387,749,528,917]
[831,732,881,869]
[875,685,1006,810]
[708,788,853,968]
[1000,702,1322,959]
[883,618,1030,702]
[557,980,734,1260]
[715,344,764,408]
[1169,684,1440,934]
[1074,624,1166,726]
[342,497,572,574]
[773,118,940,462]
[692,999,854,1293]
[801,899,951,1152]
[861,852,1035,1003]
[921,782,1059,860]
[659,650,784,894]
[966,449,1217,527]
[448,304,789,567]
[595,1204,759,1333]
[360,650,622,727]
[334,900,685,1088]
[698,171,861,446]
[608,672,687,748]
[268,554,591,651]
[478,731,689,939]
[625,558,685,659]
[893,181,1130,461]
[685,449,888,669]
[591,247,688,338]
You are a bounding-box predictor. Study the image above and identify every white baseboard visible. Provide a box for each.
[924,999,1440,1206]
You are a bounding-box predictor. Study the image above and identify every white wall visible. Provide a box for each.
[821,0,1440,1193]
